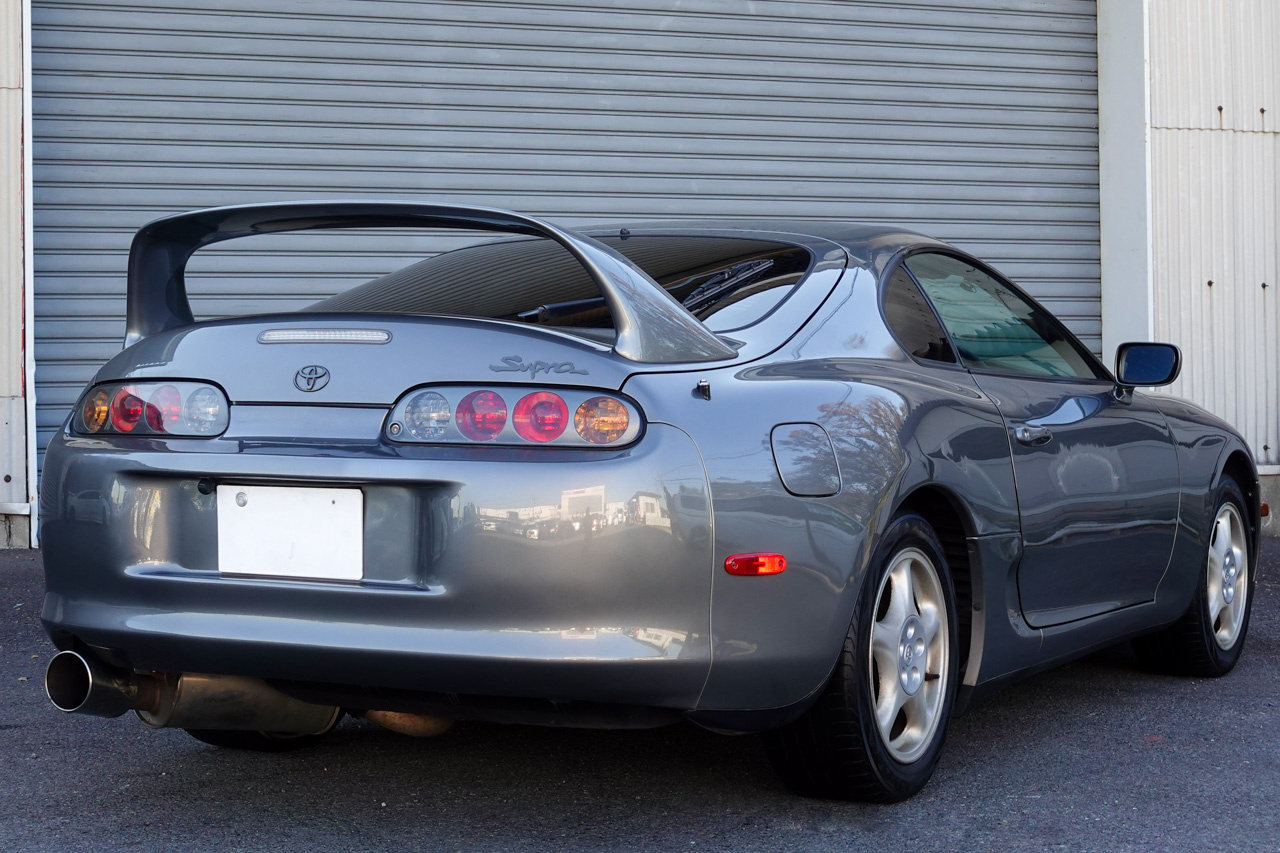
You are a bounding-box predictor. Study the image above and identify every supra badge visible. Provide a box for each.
[490,355,589,377]
[294,365,330,392]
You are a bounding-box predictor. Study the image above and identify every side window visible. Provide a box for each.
[882,268,956,363]
[905,253,1106,380]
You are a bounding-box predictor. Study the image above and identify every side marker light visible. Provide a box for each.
[725,553,787,576]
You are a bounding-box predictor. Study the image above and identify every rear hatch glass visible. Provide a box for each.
[310,234,814,343]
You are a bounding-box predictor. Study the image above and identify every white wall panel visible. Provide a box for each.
[1150,0,1278,132]
[1,0,28,509]
[1150,0,1280,467]
[31,0,1102,461]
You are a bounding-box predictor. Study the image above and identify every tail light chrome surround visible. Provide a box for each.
[387,386,643,447]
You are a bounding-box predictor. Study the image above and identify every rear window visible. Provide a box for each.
[310,234,813,339]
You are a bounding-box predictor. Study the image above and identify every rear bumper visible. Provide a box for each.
[41,417,714,711]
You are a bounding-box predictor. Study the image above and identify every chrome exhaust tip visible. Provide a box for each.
[45,650,155,718]
[45,650,340,734]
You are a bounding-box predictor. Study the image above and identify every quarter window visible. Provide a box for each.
[905,253,1104,380]
[882,268,955,363]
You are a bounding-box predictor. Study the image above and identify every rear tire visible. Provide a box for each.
[763,514,959,802]
[1135,478,1254,677]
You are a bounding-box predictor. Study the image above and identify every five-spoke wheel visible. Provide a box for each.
[1205,502,1249,651]
[868,547,950,764]
[1134,476,1255,677]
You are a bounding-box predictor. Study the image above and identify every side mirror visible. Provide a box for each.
[1115,342,1181,388]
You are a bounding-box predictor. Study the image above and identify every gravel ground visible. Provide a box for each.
[1,541,1277,852]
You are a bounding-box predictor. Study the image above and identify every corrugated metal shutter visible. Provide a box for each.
[31,0,1100,461]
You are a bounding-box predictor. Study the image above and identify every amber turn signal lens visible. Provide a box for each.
[575,396,630,444]
[81,389,110,433]
[725,553,787,576]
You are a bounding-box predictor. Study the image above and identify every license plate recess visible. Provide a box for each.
[217,485,363,581]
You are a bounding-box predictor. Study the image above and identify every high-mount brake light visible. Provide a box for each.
[457,390,508,441]
[514,392,568,443]
[75,382,229,438]
[257,328,390,344]
[575,396,630,444]
[110,388,145,432]
[387,386,643,447]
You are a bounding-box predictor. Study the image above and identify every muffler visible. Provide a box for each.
[362,709,454,737]
[45,650,339,734]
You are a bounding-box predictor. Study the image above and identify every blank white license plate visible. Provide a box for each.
[217,485,363,581]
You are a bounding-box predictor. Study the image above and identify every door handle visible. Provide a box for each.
[1014,425,1053,446]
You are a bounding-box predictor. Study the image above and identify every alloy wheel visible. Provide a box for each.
[1206,503,1249,650]
[868,547,950,763]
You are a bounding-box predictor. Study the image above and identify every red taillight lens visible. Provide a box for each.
[456,390,508,441]
[725,553,787,576]
[513,392,568,443]
[145,384,183,433]
[574,396,630,444]
[109,388,145,432]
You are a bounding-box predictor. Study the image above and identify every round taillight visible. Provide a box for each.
[456,390,508,441]
[513,392,568,443]
[183,387,224,435]
[110,387,145,432]
[574,396,630,444]
[82,389,110,433]
[404,391,452,440]
[145,385,183,433]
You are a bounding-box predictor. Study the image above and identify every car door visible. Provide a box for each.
[903,252,1180,627]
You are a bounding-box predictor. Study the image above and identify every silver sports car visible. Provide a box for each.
[41,202,1261,802]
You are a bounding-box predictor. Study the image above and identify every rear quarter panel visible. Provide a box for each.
[621,268,1022,714]
[1151,394,1261,609]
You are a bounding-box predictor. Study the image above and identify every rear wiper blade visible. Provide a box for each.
[519,257,776,324]
[680,259,774,314]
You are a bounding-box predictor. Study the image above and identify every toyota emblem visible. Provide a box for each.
[294,365,330,392]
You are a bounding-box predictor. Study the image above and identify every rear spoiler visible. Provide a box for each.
[125,201,738,363]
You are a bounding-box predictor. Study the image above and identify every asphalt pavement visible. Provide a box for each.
[2,541,1277,852]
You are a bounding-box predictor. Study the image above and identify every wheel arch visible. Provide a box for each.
[1219,447,1261,559]
[892,485,977,680]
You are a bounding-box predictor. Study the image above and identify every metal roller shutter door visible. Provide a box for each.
[31,0,1100,460]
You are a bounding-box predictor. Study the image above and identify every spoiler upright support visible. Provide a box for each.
[124,201,738,363]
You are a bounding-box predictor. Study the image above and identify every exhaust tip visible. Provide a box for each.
[45,651,93,713]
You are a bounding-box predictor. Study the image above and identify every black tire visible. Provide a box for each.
[763,514,960,802]
[186,712,342,752]
[1134,477,1255,677]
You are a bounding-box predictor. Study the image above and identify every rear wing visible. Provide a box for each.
[125,201,738,363]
